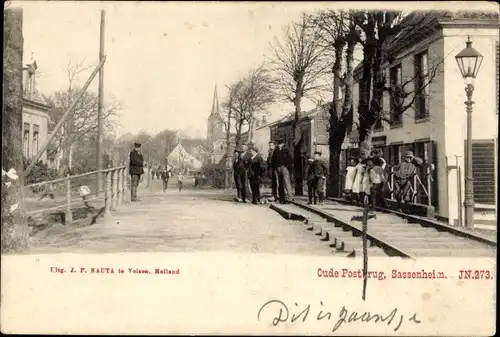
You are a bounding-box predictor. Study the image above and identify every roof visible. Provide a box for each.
[353,10,500,76]
[265,103,330,129]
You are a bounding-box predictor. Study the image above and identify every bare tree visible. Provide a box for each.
[270,13,332,195]
[223,65,275,148]
[353,10,443,152]
[46,58,120,172]
[311,9,359,197]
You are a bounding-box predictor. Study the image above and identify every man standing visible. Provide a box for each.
[248,147,266,204]
[393,151,425,212]
[232,150,248,202]
[267,141,278,202]
[129,142,144,202]
[272,139,293,204]
[241,142,252,197]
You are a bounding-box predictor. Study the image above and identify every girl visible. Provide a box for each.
[351,154,366,205]
[343,158,358,200]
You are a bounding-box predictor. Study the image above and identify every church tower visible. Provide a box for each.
[206,85,225,142]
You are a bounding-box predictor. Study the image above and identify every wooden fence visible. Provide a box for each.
[24,165,129,224]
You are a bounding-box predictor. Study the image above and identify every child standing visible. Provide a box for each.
[306,151,328,204]
[343,158,358,200]
[351,154,366,205]
[177,172,184,192]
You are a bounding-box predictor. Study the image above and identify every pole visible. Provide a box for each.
[24,57,106,177]
[464,84,475,228]
[147,141,151,188]
[455,155,463,227]
[96,10,106,196]
[2,7,28,253]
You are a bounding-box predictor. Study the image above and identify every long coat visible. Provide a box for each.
[248,155,265,180]
[129,149,144,175]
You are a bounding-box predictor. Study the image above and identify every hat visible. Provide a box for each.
[405,151,414,157]
[277,139,285,144]
[134,142,142,147]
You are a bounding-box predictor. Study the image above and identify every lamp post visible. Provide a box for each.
[455,35,483,229]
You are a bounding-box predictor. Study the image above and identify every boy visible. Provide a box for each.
[306,151,328,204]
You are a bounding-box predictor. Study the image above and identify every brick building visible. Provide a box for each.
[268,103,330,175]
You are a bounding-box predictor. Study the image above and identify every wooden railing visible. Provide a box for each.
[334,165,435,207]
[23,165,129,224]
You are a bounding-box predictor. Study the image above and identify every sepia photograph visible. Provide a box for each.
[2,1,498,335]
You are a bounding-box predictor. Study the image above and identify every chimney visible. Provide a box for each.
[261,115,267,124]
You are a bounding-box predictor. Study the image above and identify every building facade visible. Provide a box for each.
[22,60,50,163]
[343,11,499,224]
[269,104,330,174]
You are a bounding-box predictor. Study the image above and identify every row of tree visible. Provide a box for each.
[218,9,442,195]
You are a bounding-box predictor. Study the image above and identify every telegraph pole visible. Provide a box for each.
[2,7,28,253]
[96,10,105,195]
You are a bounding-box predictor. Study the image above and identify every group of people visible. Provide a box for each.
[343,149,427,214]
[232,139,297,205]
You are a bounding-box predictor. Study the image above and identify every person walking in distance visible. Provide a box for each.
[248,147,266,204]
[129,142,144,202]
[177,171,184,192]
[272,139,293,204]
[267,141,278,202]
[161,166,170,192]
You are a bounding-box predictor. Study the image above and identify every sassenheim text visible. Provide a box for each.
[391,269,447,279]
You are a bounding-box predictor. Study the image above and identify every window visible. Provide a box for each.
[32,125,39,157]
[389,64,403,126]
[389,144,402,167]
[414,51,430,120]
[23,123,30,158]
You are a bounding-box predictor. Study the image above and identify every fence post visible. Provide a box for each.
[123,168,129,203]
[112,168,118,210]
[117,167,122,206]
[105,170,111,215]
[65,174,73,225]
[120,167,126,204]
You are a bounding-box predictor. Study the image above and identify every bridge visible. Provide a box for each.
[24,165,496,257]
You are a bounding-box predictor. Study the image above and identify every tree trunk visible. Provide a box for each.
[2,8,28,253]
[68,143,74,170]
[327,40,345,197]
[293,94,303,196]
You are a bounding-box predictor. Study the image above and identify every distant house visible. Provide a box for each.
[190,144,211,165]
[22,60,50,164]
[167,143,203,172]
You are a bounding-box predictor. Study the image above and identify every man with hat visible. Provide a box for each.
[232,148,248,202]
[129,142,144,201]
[392,150,425,212]
[272,138,293,204]
[267,141,278,202]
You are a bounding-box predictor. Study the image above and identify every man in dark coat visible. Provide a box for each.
[241,143,252,197]
[248,147,266,204]
[267,141,278,202]
[129,142,144,201]
[233,150,248,202]
[272,139,293,204]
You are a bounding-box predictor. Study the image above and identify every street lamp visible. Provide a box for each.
[455,35,483,229]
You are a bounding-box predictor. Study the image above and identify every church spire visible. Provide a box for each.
[210,84,221,118]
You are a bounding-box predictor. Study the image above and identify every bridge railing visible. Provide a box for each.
[23,165,129,225]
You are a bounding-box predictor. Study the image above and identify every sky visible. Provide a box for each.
[10,1,496,139]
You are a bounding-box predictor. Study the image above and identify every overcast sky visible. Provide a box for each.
[10,1,495,138]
